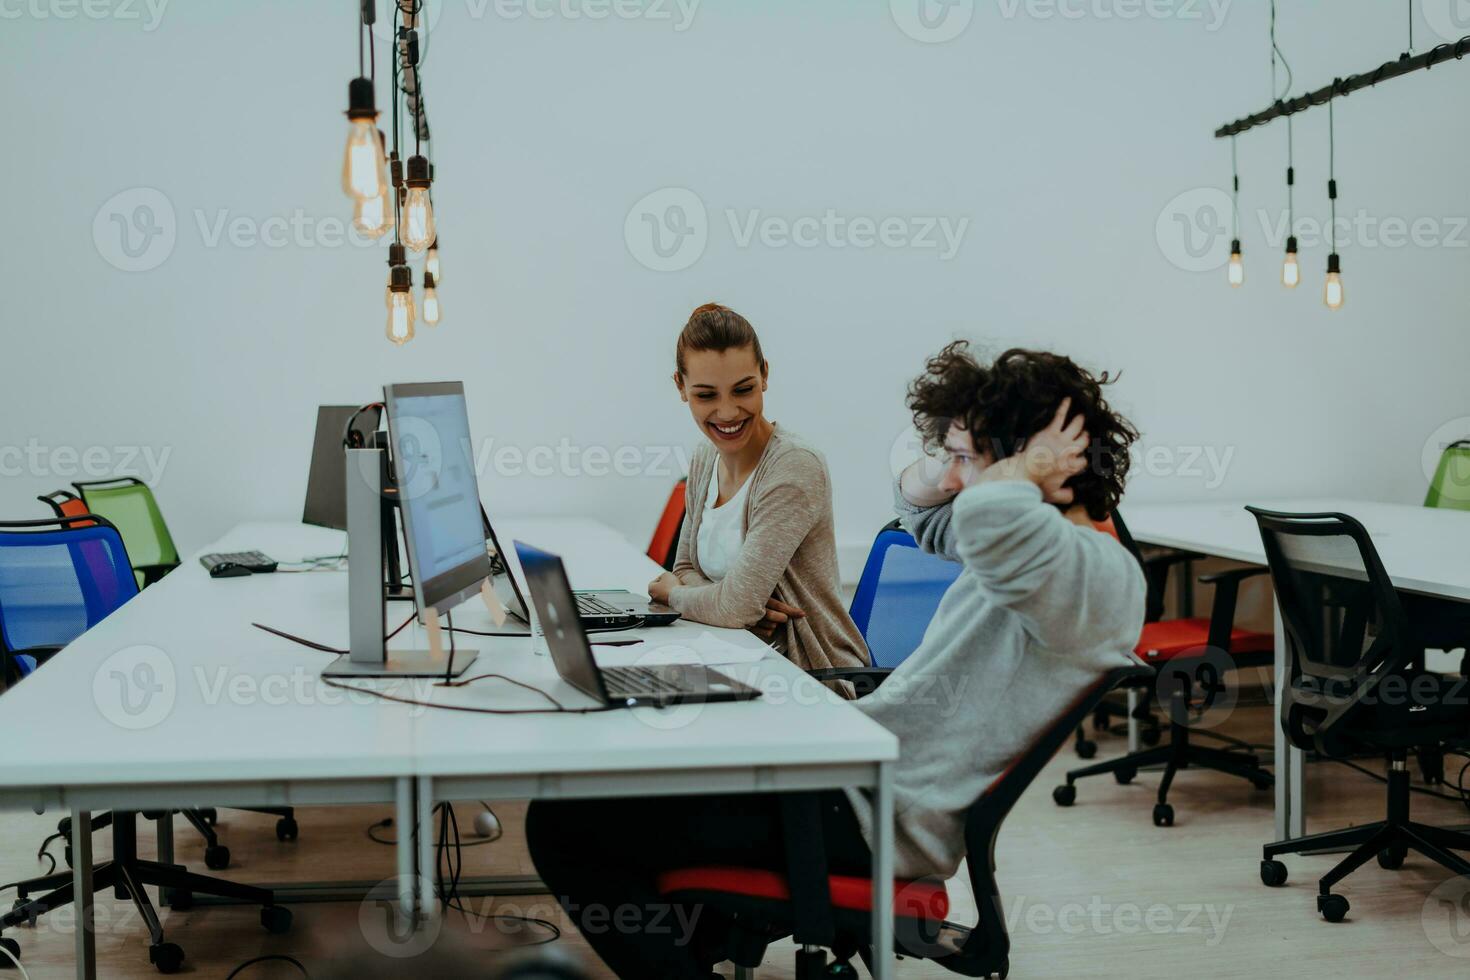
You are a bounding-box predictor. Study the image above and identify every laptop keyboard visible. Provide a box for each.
[603,666,685,697]
[575,593,626,617]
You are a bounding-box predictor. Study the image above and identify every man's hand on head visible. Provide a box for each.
[980,397,1089,505]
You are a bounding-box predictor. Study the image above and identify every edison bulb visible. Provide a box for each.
[1324,271,1344,310]
[1281,250,1299,288]
[343,119,385,201]
[386,290,416,345]
[423,277,438,327]
[353,185,392,238]
[426,242,441,283]
[1227,251,1244,287]
[402,188,435,252]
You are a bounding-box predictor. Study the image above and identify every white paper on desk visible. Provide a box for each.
[592,631,771,668]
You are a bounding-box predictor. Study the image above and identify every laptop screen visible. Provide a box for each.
[513,542,609,705]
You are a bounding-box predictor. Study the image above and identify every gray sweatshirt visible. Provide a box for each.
[844,478,1146,879]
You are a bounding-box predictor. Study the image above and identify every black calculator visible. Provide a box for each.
[200,551,278,578]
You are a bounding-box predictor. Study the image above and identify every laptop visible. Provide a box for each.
[482,506,680,628]
[515,541,760,708]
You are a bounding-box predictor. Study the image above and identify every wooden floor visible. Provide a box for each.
[4,698,1470,978]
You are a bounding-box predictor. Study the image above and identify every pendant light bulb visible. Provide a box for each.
[386,259,416,346]
[343,78,385,202]
[402,155,435,252]
[1323,253,1344,311]
[1228,239,1244,288]
[426,239,441,284]
[422,271,440,326]
[1281,236,1299,288]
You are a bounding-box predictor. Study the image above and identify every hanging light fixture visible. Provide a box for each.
[1282,126,1299,288]
[343,78,385,202]
[402,155,435,251]
[353,131,394,238]
[386,243,416,346]
[422,271,441,326]
[1227,135,1244,287]
[426,237,441,283]
[1324,95,1344,310]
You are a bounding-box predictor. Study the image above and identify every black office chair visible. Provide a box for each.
[658,663,1153,978]
[1249,507,1470,922]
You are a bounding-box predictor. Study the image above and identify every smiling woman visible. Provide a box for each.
[646,304,870,683]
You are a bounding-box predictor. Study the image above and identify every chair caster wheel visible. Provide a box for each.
[0,937,20,967]
[1052,785,1076,807]
[827,963,859,978]
[204,845,230,870]
[1152,803,1174,827]
[1076,738,1098,759]
[1114,766,1137,785]
[1141,726,1162,747]
[991,956,1010,979]
[1377,843,1407,870]
[200,808,218,825]
[275,817,299,842]
[168,891,193,911]
[1260,859,1288,887]
[261,905,292,935]
[1318,893,1349,923]
[149,941,184,973]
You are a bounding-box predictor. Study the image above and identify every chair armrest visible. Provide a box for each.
[808,667,894,697]
[1140,550,1205,569]
[1198,567,1270,655]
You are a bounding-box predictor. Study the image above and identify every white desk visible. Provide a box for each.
[1123,498,1470,842]
[0,518,899,980]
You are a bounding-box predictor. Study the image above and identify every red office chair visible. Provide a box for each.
[658,663,1153,978]
[37,489,96,528]
[1055,511,1275,826]
[646,478,687,571]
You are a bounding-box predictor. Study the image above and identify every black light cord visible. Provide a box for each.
[225,955,309,979]
[1230,134,1240,241]
[1327,95,1338,254]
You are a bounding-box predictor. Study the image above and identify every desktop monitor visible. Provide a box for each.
[383,382,491,619]
[303,404,383,530]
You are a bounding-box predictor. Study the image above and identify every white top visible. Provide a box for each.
[696,469,750,581]
[1122,498,1470,602]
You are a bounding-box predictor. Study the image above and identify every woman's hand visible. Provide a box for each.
[648,572,680,606]
[750,597,805,641]
[982,397,1089,505]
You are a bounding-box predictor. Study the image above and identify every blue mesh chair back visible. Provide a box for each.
[0,517,139,680]
[848,520,963,670]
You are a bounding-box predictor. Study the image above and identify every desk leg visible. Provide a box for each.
[1272,601,1305,841]
[395,777,415,920]
[870,761,895,980]
[70,809,95,980]
[416,777,436,923]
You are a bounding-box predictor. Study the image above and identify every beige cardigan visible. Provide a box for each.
[669,426,870,676]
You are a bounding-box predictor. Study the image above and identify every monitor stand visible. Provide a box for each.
[323,447,478,679]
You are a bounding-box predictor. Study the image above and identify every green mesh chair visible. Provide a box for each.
[1425,440,1470,511]
[72,477,180,588]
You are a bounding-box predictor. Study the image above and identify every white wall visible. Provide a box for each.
[3,0,1467,576]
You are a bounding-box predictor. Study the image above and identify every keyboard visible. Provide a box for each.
[602,665,685,697]
[575,593,626,618]
[200,551,278,578]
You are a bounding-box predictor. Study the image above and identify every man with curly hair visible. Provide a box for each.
[842,342,1149,879]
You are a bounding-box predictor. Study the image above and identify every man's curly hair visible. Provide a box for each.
[907,342,1139,522]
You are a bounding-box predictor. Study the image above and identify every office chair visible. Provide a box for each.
[1250,507,1470,922]
[847,520,962,670]
[72,477,180,588]
[646,478,688,571]
[1424,439,1470,512]
[1055,511,1275,826]
[657,663,1153,979]
[0,517,291,972]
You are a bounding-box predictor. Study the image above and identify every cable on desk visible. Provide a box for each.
[224,953,309,978]
[318,674,615,716]
[251,613,416,655]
